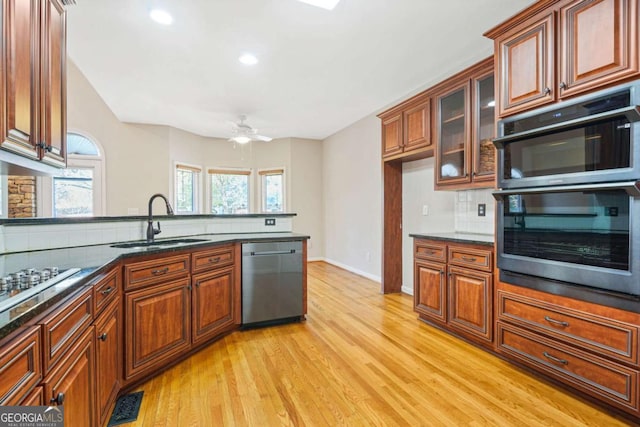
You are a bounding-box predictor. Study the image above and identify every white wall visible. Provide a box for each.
[401,158,456,294]
[322,115,381,281]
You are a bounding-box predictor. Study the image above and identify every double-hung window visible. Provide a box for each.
[259,168,285,213]
[175,163,201,214]
[208,168,251,214]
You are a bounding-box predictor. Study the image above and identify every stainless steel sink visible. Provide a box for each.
[111,238,209,249]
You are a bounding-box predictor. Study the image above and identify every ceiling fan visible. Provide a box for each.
[228,115,273,144]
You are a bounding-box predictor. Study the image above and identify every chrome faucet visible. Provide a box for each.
[146,193,174,243]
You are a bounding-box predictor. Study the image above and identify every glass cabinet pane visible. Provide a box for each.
[475,74,495,177]
[438,87,467,181]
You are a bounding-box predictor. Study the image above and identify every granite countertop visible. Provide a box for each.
[0,232,309,340]
[409,232,494,246]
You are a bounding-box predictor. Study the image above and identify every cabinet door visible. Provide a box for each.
[472,72,496,182]
[403,100,430,152]
[414,260,447,324]
[19,386,44,406]
[125,278,191,380]
[447,266,492,342]
[497,11,555,116]
[43,326,95,427]
[192,266,235,345]
[381,113,403,157]
[94,299,122,427]
[559,0,638,98]
[0,326,42,405]
[435,81,471,186]
[0,0,40,159]
[39,0,66,166]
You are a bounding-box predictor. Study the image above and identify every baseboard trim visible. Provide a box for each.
[401,285,414,296]
[319,258,381,283]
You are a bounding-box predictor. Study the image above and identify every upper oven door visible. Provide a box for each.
[494,82,640,189]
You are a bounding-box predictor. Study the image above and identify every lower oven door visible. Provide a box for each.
[493,181,640,295]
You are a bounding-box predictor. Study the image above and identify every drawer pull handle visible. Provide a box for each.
[461,256,477,262]
[543,351,568,365]
[99,333,108,341]
[152,267,169,276]
[208,257,221,264]
[544,316,569,327]
[100,286,114,295]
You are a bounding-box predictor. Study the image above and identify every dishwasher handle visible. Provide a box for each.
[250,249,297,256]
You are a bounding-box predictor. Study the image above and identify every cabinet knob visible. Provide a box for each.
[99,333,108,341]
[559,81,567,90]
[51,392,65,405]
[100,286,114,295]
[543,87,551,95]
[208,257,221,264]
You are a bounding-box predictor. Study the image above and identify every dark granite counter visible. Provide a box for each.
[0,232,309,340]
[409,232,494,246]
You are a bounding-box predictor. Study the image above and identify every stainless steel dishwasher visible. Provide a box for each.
[242,240,304,326]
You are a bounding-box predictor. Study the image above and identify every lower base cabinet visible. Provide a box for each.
[94,299,122,426]
[125,277,191,381]
[42,326,95,427]
[20,386,44,406]
[192,266,235,345]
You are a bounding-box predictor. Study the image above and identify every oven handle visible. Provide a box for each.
[492,181,640,198]
[493,105,640,147]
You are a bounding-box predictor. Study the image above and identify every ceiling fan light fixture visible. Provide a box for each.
[231,136,252,144]
[297,0,341,10]
[149,9,173,25]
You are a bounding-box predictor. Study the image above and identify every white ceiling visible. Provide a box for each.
[66,0,532,141]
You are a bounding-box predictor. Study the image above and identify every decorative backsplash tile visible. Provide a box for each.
[454,189,495,235]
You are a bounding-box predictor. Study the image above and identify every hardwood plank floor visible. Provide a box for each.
[127,261,637,426]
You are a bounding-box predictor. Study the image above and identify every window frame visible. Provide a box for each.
[207,167,252,214]
[258,167,286,213]
[173,162,202,215]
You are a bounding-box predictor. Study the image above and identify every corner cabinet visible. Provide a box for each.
[379,94,432,161]
[434,57,496,189]
[486,0,639,117]
[413,238,494,347]
[0,0,67,167]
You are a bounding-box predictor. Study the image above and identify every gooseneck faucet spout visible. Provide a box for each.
[147,193,174,243]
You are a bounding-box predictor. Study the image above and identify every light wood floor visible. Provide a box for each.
[128,262,636,426]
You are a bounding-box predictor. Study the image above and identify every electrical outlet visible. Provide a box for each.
[606,207,619,217]
[265,218,276,226]
[422,205,429,216]
[477,203,486,217]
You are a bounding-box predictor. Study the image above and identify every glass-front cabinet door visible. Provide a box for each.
[436,82,471,185]
[472,73,495,181]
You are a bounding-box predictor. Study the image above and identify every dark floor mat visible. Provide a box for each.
[107,391,144,426]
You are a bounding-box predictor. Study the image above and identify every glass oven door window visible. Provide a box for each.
[503,116,631,181]
[503,189,629,270]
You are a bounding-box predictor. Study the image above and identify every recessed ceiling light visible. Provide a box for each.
[149,9,173,25]
[239,53,258,66]
[297,0,341,10]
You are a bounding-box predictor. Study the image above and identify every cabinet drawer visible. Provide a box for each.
[0,326,42,405]
[41,287,93,374]
[192,245,234,273]
[93,268,120,315]
[414,240,446,263]
[498,322,639,413]
[497,289,638,366]
[448,246,492,272]
[124,254,190,290]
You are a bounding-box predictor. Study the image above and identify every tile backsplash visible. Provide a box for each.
[454,189,495,235]
[0,216,293,254]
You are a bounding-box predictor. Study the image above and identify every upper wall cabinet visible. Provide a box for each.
[379,94,432,162]
[434,57,495,189]
[0,0,67,168]
[486,0,639,117]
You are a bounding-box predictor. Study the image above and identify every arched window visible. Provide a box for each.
[39,132,106,217]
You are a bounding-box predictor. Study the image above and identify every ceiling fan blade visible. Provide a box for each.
[254,134,273,142]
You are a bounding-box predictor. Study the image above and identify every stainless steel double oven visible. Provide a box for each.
[493,81,640,296]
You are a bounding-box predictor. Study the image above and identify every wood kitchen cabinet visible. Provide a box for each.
[486,0,639,117]
[42,326,95,427]
[379,94,432,161]
[0,0,67,166]
[434,57,496,189]
[0,325,42,405]
[413,238,494,346]
[125,277,191,381]
[192,266,235,345]
[94,298,121,426]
